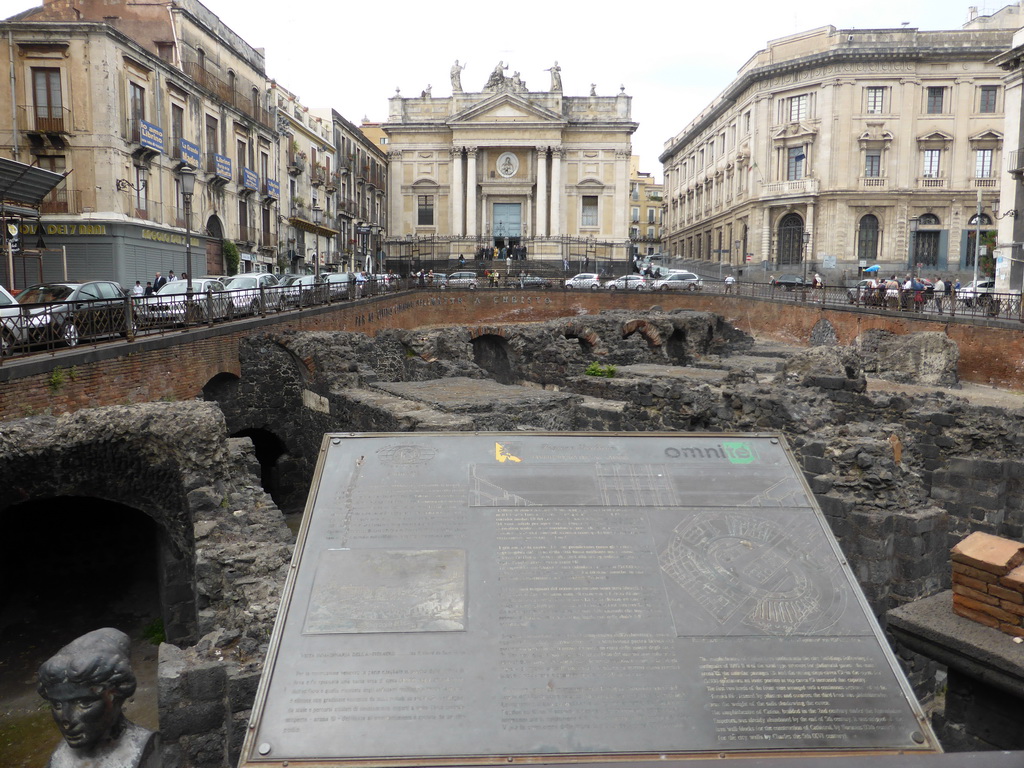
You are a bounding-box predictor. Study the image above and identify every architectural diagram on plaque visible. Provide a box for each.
[241,433,938,766]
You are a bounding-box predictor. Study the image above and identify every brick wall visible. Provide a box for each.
[3,290,1024,422]
[951,531,1024,636]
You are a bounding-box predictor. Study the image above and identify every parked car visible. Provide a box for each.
[323,272,355,299]
[137,278,231,325]
[847,278,879,306]
[959,278,996,307]
[281,274,327,307]
[564,273,603,291]
[0,284,26,355]
[222,272,282,314]
[442,271,478,289]
[15,281,134,347]
[771,274,807,290]
[516,274,552,289]
[605,274,649,291]
[651,272,702,291]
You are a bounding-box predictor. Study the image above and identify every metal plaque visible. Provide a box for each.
[240,433,938,766]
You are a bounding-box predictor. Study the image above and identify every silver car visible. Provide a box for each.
[442,270,478,289]
[651,272,702,291]
[0,284,26,355]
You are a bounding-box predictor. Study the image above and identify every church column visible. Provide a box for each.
[614,149,629,239]
[762,207,773,268]
[451,148,464,237]
[536,146,548,238]
[550,147,563,237]
[804,201,815,265]
[466,148,478,237]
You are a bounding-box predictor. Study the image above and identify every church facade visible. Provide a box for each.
[383,62,637,266]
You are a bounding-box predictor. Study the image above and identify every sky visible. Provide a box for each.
[0,0,1003,179]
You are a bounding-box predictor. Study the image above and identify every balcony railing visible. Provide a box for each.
[237,224,254,243]
[1008,149,1024,174]
[918,177,946,189]
[860,177,888,189]
[40,188,81,214]
[973,178,998,188]
[760,178,820,198]
[18,105,71,133]
[260,231,276,248]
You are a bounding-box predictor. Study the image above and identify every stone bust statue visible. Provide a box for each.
[37,628,160,768]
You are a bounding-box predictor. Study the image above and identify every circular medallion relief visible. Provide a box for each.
[496,152,519,178]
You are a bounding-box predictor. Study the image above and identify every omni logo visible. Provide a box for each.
[663,442,759,464]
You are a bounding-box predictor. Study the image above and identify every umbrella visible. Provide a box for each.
[864,264,880,272]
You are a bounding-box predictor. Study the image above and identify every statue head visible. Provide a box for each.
[37,628,137,753]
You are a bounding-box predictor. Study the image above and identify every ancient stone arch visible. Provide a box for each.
[621,318,664,349]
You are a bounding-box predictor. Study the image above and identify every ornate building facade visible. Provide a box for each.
[0,0,281,285]
[384,62,637,266]
[660,7,1022,281]
[629,157,663,257]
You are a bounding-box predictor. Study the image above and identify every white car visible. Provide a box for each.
[442,271,478,289]
[223,272,283,314]
[651,272,702,291]
[605,274,649,291]
[564,273,602,291]
[959,278,996,307]
[137,278,231,325]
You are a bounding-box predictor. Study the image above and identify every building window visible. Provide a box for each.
[205,115,218,170]
[744,111,751,134]
[417,194,434,226]
[866,87,885,114]
[647,226,655,238]
[926,86,945,114]
[979,85,998,114]
[857,214,879,262]
[789,94,808,122]
[864,151,881,178]
[631,206,639,223]
[129,82,145,142]
[922,149,941,178]
[171,102,184,159]
[786,147,805,180]
[32,68,63,131]
[647,208,655,224]
[975,148,993,178]
[582,196,599,227]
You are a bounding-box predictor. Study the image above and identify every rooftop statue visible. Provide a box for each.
[38,628,160,768]
[450,60,465,93]
[546,61,562,92]
[483,61,508,91]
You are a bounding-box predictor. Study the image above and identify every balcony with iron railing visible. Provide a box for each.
[237,224,255,244]
[40,188,81,214]
[18,105,71,134]
[260,230,276,248]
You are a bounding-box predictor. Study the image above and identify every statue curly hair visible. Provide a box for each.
[37,627,137,700]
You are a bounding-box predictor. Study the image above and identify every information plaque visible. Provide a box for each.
[240,433,939,766]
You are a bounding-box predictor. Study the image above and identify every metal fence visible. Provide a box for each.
[3,274,1021,362]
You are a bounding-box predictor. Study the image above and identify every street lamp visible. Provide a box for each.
[801,230,811,298]
[179,165,196,311]
[909,216,919,274]
[312,203,322,278]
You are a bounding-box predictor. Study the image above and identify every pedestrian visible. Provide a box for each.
[131,280,144,298]
[459,254,466,267]
[153,272,166,291]
[724,274,736,294]
[168,270,177,282]
[143,281,154,296]
[933,276,946,314]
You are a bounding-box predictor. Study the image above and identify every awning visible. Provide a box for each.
[290,216,339,238]
[0,156,67,210]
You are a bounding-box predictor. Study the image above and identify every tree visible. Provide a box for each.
[223,240,240,276]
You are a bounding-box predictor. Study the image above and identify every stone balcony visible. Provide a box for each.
[759,178,819,199]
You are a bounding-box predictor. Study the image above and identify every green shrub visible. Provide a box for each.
[585,361,616,378]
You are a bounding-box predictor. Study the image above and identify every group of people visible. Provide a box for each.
[473,244,528,261]
[128,270,191,298]
[861,274,959,313]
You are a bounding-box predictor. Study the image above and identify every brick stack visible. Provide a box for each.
[951,531,1024,637]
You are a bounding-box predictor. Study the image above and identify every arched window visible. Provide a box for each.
[777,212,804,265]
[918,213,940,227]
[968,213,992,226]
[857,214,879,262]
[252,87,260,114]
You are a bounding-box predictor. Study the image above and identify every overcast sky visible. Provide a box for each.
[1,0,1001,178]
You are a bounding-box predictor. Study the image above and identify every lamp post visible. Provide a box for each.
[312,203,322,278]
[179,165,196,313]
[909,216,919,277]
[973,189,982,293]
[801,230,810,299]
